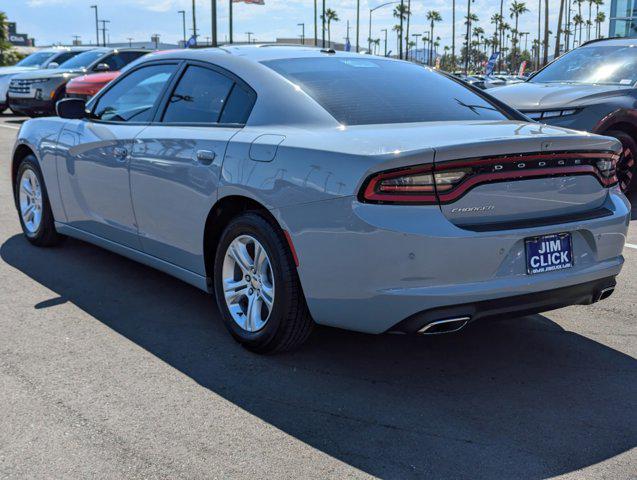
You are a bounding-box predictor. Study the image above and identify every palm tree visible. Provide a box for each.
[452,0,456,70]
[509,1,528,71]
[393,4,409,59]
[543,0,549,65]
[586,0,594,40]
[392,24,402,56]
[575,0,584,45]
[464,10,478,72]
[573,14,584,45]
[554,0,566,58]
[321,8,339,46]
[405,0,412,61]
[595,11,605,38]
[426,11,442,65]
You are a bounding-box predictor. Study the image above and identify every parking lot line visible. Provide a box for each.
[0,124,19,130]
[625,243,637,250]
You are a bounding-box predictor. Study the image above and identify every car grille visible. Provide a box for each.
[9,79,36,95]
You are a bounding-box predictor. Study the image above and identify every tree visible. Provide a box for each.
[393,4,409,59]
[573,13,584,46]
[426,10,442,65]
[586,0,594,41]
[392,24,402,56]
[452,0,456,70]
[554,0,566,59]
[595,11,606,39]
[509,1,528,71]
[464,0,476,73]
[575,0,584,45]
[0,11,13,66]
[543,0,549,65]
[321,8,339,46]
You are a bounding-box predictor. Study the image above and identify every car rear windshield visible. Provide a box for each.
[531,45,637,85]
[262,57,507,125]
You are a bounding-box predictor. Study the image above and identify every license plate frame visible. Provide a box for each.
[525,232,574,275]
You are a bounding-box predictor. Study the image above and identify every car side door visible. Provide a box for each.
[129,61,256,274]
[56,62,179,248]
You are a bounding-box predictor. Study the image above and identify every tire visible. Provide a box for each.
[606,130,637,194]
[14,155,65,247]
[213,212,313,353]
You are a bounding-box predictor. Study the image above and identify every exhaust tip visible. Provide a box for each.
[418,316,470,335]
[597,287,615,302]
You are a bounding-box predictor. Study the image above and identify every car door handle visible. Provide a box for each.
[195,149,216,165]
[113,147,128,161]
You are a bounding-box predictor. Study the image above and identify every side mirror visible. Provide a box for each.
[94,63,111,72]
[47,62,59,69]
[56,98,87,119]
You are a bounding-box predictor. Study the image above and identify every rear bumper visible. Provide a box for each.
[8,96,55,116]
[391,276,617,333]
[276,190,630,334]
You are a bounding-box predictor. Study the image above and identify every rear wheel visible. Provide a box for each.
[14,155,64,246]
[213,212,313,353]
[606,130,637,194]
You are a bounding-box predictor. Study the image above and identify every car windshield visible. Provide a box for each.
[58,50,105,69]
[531,45,637,85]
[262,57,507,125]
[16,51,56,67]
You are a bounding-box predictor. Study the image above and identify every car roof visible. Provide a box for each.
[580,37,637,48]
[38,46,96,54]
[142,44,398,64]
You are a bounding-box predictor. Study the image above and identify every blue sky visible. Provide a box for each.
[5,0,612,52]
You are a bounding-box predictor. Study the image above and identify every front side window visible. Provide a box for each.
[51,51,82,65]
[99,51,148,71]
[162,65,234,123]
[531,45,637,85]
[262,57,507,126]
[92,64,177,122]
[59,50,107,70]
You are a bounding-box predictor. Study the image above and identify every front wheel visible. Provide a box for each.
[606,130,637,194]
[14,155,64,246]
[213,212,313,353]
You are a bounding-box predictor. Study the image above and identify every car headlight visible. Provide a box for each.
[525,109,579,120]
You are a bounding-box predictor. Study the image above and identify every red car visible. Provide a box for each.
[65,71,120,101]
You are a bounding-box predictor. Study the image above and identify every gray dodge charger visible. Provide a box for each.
[11,46,630,352]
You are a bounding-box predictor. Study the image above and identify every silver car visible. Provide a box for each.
[11,46,630,352]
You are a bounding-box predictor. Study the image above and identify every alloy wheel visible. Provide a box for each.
[222,235,275,332]
[18,168,43,234]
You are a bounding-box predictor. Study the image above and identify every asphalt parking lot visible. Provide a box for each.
[0,113,635,479]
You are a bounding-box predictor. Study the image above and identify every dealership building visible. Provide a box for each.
[5,22,35,47]
[609,0,637,36]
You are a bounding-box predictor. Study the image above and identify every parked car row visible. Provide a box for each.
[0,46,151,116]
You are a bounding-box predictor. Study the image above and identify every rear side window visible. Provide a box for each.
[92,64,177,122]
[100,52,146,71]
[52,51,81,65]
[162,65,251,124]
[262,57,508,126]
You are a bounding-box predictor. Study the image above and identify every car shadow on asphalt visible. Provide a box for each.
[1,234,636,479]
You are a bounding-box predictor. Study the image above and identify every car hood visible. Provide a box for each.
[488,81,633,110]
[69,71,119,84]
[0,66,40,77]
[12,68,87,80]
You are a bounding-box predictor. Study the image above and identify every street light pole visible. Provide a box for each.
[191,0,198,43]
[412,33,421,62]
[356,0,360,52]
[99,20,110,48]
[297,23,305,45]
[211,0,217,47]
[178,10,186,45]
[127,37,133,47]
[246,32,253,43]
[229,0,233,43]
[90,5,99,46]
[369,2,399,55]
[321,0,325,48]
[381,28,388,56]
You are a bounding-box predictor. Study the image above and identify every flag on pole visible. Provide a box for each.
[485,52,500,76]
[345,38,351,52]
[185,35,197,48]
[518,60,528,77]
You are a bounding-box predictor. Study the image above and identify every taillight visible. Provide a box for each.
[363,165,437,203]
[361,151,619,205]
[595,157,618,186]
